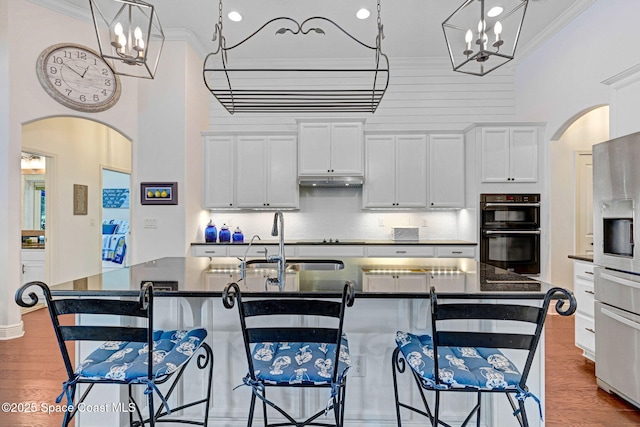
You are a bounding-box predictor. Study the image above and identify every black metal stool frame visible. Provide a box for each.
[222,281,355,427]
[15,281,214,427]
[391,286,576,427]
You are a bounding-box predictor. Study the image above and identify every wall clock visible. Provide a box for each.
[36,43,121,113]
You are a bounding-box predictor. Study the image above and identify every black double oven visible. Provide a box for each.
[480,194,541,275]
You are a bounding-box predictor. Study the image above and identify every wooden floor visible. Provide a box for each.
[0,308,74,427]
[1,310,639,426]
[545,314,640,426]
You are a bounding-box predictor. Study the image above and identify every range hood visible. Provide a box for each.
[298,176,364,188]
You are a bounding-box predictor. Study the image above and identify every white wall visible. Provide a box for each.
[208,58,518,133]
[2,1,209,337]
[0,0,23,339]
[132,40,210,263]
[514,0,640,284]
[550,107,609,289]
[515,0,639,135]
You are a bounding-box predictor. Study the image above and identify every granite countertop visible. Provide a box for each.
[191,239,477,246]
[48,256,555,300]
[568,254,594,263]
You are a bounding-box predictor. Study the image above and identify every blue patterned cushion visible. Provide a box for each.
[395,331,521,390]
[76,329,207,383]
[250,336,351,385]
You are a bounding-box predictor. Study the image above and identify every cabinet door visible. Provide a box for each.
[267,136,299,208]
[395,135,427,208]
[235,136,267,207]
[480,128,510,182]
[203,136,235,208]
[429,134,465,208]
[298,122,331,175]
[330,122,363,174]
[364,274,396,291]
[363,135,396,208]
[509,127,538,182]
[395,274,428,292]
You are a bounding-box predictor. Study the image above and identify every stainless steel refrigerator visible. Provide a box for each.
[593,132,640,409]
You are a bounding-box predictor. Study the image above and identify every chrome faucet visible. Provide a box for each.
[239,234,262,285]
[269,211,286,290]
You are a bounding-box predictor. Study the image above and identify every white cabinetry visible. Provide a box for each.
[203,135,235,208]
[298,121,364,176]
[236,135,298,208]
[363,134,427,208]
[435,246,476,258]
[428,134,465,208]
[574,259,595,361]
[21,249,45,285]
[203,133,298,210]
[480,127,539,183]
[364,273,428,292]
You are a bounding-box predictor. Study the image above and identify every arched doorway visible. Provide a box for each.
[21,117,131,285]
[549,106,609,289]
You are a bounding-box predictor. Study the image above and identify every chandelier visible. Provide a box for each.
[89,0,165,79]
[442,0,529,76]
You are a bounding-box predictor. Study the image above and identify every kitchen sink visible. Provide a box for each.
[244,259,344,271]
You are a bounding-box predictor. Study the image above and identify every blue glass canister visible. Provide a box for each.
[204,220,217,243]
[232,227,244,243]
[219,224,231,242]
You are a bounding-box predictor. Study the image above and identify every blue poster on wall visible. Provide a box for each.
[102,188,130,208]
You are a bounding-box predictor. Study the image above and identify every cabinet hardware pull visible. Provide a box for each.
[22,264,25,274]
[585,271,594,275]
[205,250,217,254]
[585,290,595,295]
[257,250,267,254]
[585,328,595,334]
[485,202,541,208]
[485,230,541,235]
[452,251,463,254]
[395,250,407,254]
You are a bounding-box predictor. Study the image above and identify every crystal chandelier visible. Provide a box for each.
[89,0,165,79]
[442,0,529,76]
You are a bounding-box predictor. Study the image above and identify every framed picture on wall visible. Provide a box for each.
[73,184,88,215]
[140,182,178,205]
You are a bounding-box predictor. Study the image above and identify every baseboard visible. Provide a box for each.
[0,320,25,340]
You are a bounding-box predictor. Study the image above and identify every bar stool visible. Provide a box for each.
[222,281,355,427]
[391,286,576,427]
[15,281,214,427]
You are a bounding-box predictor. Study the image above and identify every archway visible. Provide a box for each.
[21,117,132,286]
[549,106,609,289]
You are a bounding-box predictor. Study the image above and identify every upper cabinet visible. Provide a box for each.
[363,134,427,208]
[428,134,465,208]
[203,133,298,210]
[236,135,298,208]
[480,126,539,183]
[298,121,364,176]
[203,135,235,208]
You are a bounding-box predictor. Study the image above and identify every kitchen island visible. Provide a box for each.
[45,257,570,427]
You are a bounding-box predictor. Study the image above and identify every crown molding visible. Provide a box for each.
[514,0,596,63]
[164,28,211,60]
[28,0,91,23]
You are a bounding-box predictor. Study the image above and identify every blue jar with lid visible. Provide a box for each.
[232,227,244,243]
[204,220,217,243]
[219,224,231,242]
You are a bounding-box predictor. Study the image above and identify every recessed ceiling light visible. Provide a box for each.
[356,8,370,20]
[228,10,242,22]
[487,6,504,18]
